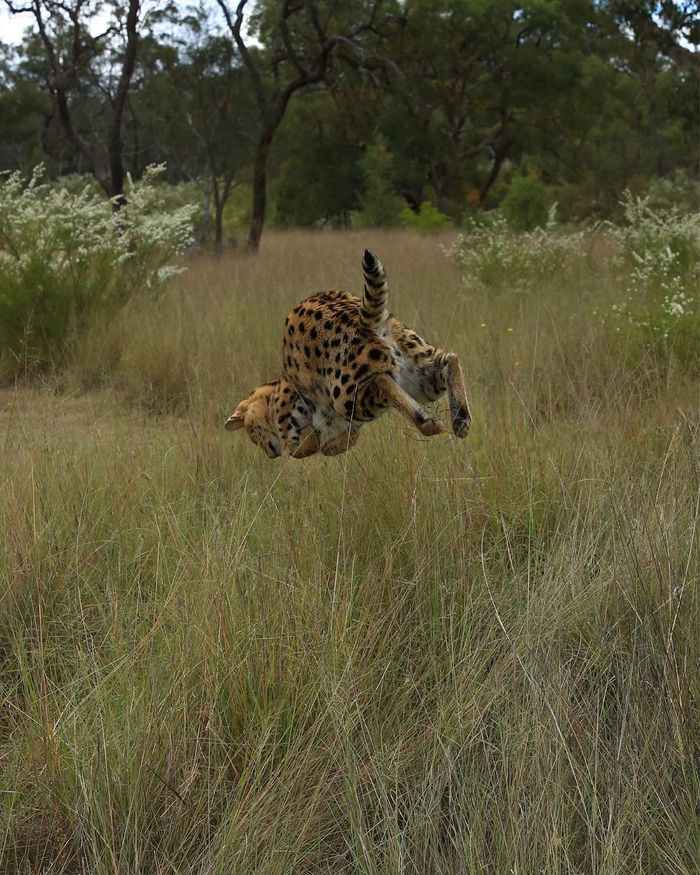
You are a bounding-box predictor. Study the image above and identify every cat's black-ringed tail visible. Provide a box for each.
[361,249,389,331]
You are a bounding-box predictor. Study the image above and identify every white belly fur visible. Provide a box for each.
[396,361,434,404]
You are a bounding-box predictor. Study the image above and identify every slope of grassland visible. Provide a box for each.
[1,231,698,873]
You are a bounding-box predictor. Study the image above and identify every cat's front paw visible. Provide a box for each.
[452,415,471,438]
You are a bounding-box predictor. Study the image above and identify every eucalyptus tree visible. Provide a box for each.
[214,0,389,251]
[2,0,175,204]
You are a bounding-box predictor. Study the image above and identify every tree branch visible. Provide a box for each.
[215,0,267,107]
[278,0,310,80]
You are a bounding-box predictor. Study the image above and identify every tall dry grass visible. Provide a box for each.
[1,230,698,873]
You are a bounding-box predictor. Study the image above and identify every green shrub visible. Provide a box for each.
[399,201,452,232]
[0,165,196,377]
[502,175,550,231]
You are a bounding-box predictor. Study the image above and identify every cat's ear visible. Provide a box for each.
[225,399,250,431]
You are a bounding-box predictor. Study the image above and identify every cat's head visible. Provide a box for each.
[225,380,286,458]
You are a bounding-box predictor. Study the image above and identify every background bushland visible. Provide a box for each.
[0,0,697,248]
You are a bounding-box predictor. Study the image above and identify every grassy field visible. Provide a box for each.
[1,230,698,873]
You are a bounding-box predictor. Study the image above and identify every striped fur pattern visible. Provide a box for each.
[226,250,471,458]
[360,248,389,330]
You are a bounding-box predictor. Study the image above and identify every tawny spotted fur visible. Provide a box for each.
[226,250,471,458]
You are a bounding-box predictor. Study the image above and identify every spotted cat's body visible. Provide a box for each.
[226,251,471,458]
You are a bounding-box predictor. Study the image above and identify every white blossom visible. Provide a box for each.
[0,164,197,358]
[607,191,699,337]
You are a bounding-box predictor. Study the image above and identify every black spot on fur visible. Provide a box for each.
[356,363,369,380]
[369,348,382,361]
[310,327,317,340]
[333,386,340,399]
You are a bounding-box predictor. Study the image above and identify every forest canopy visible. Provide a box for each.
[1,0,698,249]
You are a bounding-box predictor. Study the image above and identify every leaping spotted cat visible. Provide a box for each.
[225,250,471,458]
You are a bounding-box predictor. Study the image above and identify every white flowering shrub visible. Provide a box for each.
[445,206,587,291]
[607,192,699,362]
[0,164,196,372]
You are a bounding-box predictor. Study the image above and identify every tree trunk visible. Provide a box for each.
[107,0,139,206]
[401,189,423,213]
[247,126,274,253]
[197,185,211,246]
[214,199,224,254]
[479,139,510,208]
[210,172,235,254]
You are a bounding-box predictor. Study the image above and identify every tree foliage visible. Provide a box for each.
[1,0,697,245]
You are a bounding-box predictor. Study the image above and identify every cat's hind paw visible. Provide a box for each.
[419,418,444,436]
